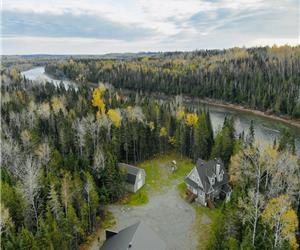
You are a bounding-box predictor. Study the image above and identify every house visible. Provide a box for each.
[184,158,231,206]
[101,221,166,250]
[118,163,146,193]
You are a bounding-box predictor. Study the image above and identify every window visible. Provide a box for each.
[210,177,215,185]
[219,173,223,181]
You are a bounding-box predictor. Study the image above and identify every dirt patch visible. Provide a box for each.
[200,214,211,225]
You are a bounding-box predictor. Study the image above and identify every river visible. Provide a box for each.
[21,66,76,89]
[22,66,300,156]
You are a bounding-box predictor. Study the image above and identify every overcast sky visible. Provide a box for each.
[2,0,299,54]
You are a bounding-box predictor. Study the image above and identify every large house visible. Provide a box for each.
[118,163,146,193]
[184,158,231,206]
[101,221,166,250]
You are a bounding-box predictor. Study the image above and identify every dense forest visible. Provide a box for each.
[1,68,228,249]
[45,45,300,118]
[1,61,299,250]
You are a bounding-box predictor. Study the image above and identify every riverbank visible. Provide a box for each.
[119,89,300,130]
[197,98,300,129]
[41,70,300,130]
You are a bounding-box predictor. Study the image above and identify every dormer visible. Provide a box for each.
[208,175,215,185]
[217,169,224,182]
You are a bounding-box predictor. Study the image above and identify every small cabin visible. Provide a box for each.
[118,163,146,193]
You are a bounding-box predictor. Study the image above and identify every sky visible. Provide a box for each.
[1,0,299,54]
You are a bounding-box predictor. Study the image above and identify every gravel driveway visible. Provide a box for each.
[108,184,198,250]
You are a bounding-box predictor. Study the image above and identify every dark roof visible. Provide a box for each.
[118,163,143,175]
[118,163,144,185]
[187,158,229,193]
[101,221,166,250]
[184,176,198,189]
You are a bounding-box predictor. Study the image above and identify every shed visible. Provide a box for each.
[118,163,146,193]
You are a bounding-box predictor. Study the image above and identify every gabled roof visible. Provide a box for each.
[118,163,144,185]
[186,158,229,194]
[118,163,142,175]
[184,176,199,190]
[101,221,166,250]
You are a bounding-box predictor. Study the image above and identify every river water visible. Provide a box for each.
[21,66,76,89]
[22,67,300,155]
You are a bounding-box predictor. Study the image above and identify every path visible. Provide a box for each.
[106,184,198,250]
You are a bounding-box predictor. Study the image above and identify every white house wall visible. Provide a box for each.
[187,167,203,189]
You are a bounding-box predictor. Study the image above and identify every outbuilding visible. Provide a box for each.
[118,163,146,193]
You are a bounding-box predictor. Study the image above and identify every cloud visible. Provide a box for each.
[2,10,155,40]
[1,0,299,54]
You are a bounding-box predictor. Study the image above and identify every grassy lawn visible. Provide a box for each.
[122,153,221,249]
[125,152,194,205]
[125,186,149,206]
[177,182,221,250]
[194,205,221,250]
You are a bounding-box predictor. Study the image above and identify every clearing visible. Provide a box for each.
[89,153,220,250]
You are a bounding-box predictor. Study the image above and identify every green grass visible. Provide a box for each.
[126,186,149,206]
[138,152,194,191]
[125,152,194,205]
[177,182,187,198]
[101,210,116,229]
[176,182,221,250]
[125,153,220,249]
[194,205,221,250]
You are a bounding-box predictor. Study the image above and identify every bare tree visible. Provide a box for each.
[35,139,51,174]
[83,114,98,151]
[27,100,37,128]
[231,144,266,246]
[72,118,86,156]
[37,102,50,120]
[97,114,112,140]
[92,147,105,178]
[61,172,72,216]
[19,156,41,229]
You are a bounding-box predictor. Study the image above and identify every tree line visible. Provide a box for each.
[45,45,300,118]
[207,128,300,250]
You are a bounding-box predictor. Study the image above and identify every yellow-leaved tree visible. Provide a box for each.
[107,109,122,128]
[51,96,65,115]
[168,136,176,145]
[92,84,106,117]
[185,113,198,127]
[262,195,298,250]
[148,121,155,131]
[159,127,168,137]
[176,107,185,121]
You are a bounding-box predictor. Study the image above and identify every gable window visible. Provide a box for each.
[219,173,223,181]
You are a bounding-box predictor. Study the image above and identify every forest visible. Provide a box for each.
[1,59,299,250]
[45,45,300,118]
